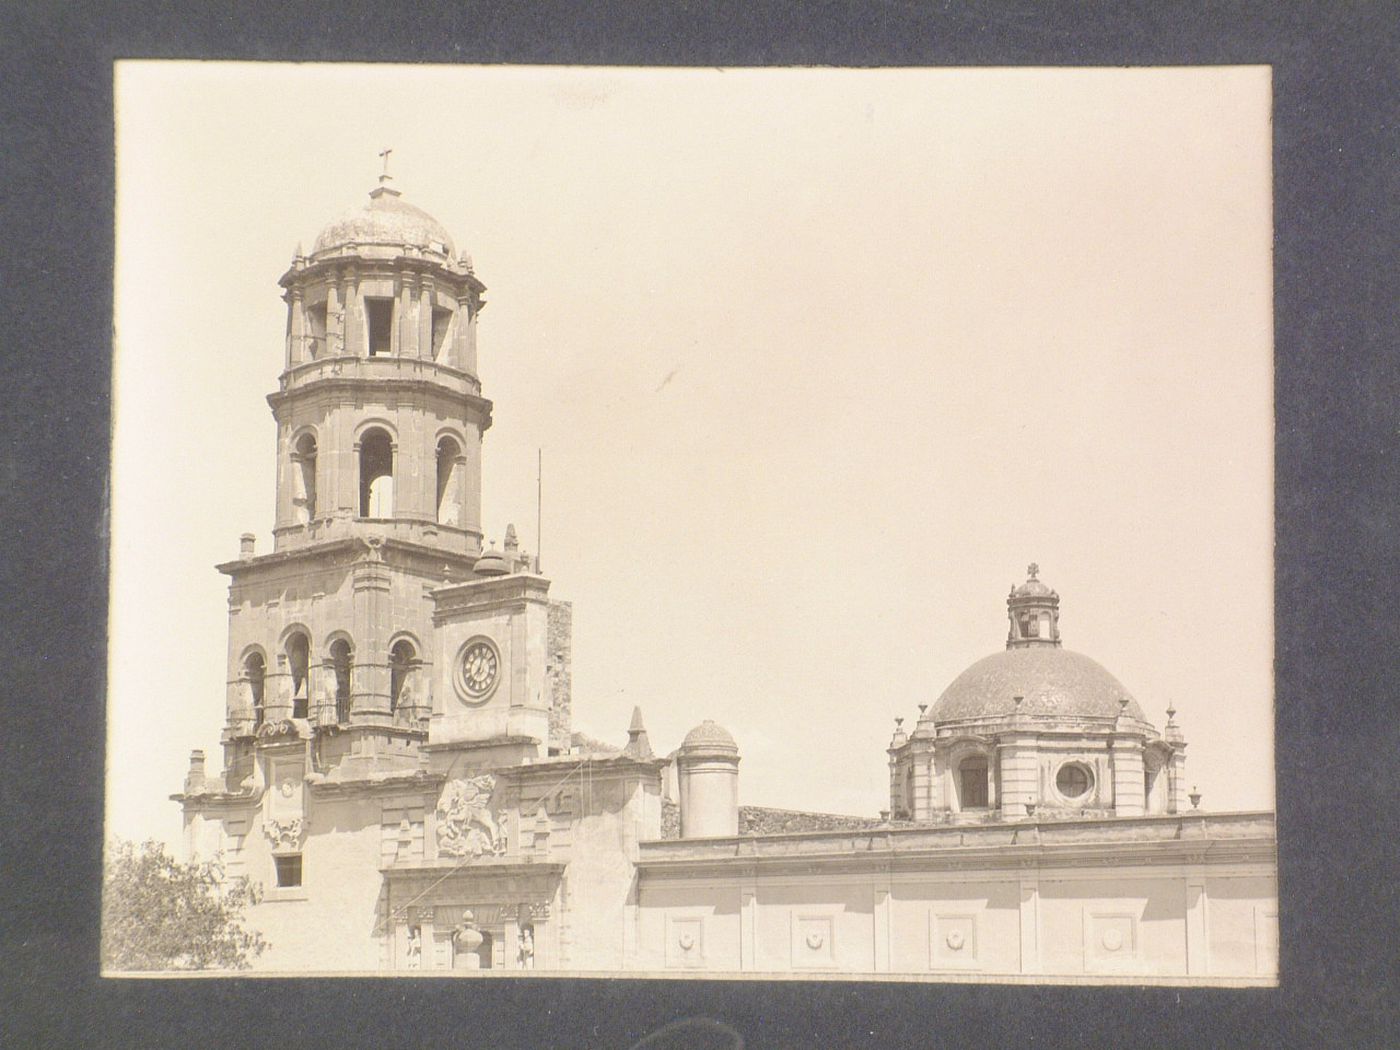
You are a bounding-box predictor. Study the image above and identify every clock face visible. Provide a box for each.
[459,639,499,700]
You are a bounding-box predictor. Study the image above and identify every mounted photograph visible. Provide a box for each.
[106,62,1276,982]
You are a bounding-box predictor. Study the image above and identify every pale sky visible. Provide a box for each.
[109,63,1274,847]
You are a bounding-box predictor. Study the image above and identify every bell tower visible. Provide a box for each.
[271,169,491,555]
[215,172,497,787]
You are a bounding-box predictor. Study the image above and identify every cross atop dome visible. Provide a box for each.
[371,147,401,200]
[1027,562,1039,579]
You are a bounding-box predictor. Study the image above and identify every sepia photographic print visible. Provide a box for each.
[105,62,1276,983]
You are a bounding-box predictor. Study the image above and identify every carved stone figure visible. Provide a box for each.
[263,816,304,851]
[435,774,505,859]
[517,923,535,970]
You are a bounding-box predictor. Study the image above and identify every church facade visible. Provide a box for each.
[173,180,1277,981]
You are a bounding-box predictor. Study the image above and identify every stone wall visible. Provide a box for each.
[738,806,884,835]
[546,600,572,751]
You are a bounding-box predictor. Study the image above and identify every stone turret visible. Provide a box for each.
[676,720,740,838]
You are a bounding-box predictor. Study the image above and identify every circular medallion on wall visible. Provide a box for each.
[454,636,501,703]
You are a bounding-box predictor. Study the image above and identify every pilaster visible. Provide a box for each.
[873,875,892,973]
[351,544,394,722]
[1110,735,1146,816]
[418,278,434,360]
[998,732,1040,818]
[740,883,757,972]
[287,286,305,367]
[1168,745,1190,813]
[1018,864,1040,974]
[1184,872,1209,975]
[397,274,414,357]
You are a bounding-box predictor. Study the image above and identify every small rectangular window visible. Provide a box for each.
[274,854,303,887]
[365,298,394,357]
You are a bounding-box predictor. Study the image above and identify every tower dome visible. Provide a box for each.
[932,564,1145,725]
[680,720,738,752]
[928,647,1145,725]
[311,182,457,258]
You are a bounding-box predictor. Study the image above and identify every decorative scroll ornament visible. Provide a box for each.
[264,816,305,851]
[435,774,506,859]
[257,718,302,740]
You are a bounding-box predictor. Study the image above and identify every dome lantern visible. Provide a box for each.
[1006,562,1061,649]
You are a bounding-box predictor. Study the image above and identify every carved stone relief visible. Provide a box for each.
[435,774,506,859]
[263,816,305,852]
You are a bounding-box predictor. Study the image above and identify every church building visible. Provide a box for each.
[174,178,1277,981]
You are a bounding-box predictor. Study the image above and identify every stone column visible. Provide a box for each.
[287,287,305,367]
[351,549,393,723]
[459,297,477,373]
[339,269,358,357]
[418,278,434,360]
[1168,745,1190,813]
[264,662,294,722]
[397,275,414,357]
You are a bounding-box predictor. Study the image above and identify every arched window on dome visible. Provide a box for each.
[957,757,989,810]
[330,638,354,723]
[292,432,317,523]
[359,428,394,518]
[436,436,462,526]
[243,651,266,727]
[286,631,310,720]
[389,639,416,716]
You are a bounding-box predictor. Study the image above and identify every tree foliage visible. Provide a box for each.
[102,838,268,971]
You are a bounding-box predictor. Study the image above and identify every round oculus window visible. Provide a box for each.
[1056,762,1092,799]
[455,638,500,702]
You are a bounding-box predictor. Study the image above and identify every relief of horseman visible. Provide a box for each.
[436,774,505,858]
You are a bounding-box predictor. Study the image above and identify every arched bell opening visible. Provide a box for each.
[243,650,266,726]
[436,436,463,526]
[285,631,310,720]
[358,428,394,518]
[292,431,318,523]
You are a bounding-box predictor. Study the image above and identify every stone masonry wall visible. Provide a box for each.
[547,600,572,752]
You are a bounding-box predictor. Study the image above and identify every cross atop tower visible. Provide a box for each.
[1027,562,1039,579]
[378,147,394,184]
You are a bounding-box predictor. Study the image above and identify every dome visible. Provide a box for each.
[1011,562,1054,598]
[312,186,456,257]
[681,720,738,752]
[472,548,509,577]
[929,648,1145,724]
